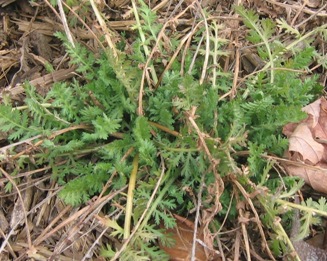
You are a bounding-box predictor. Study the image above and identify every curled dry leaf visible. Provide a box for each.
[283,97,327,193]
[284,162,327,193]
[288,123,324,164]
[159,214,221,261]
[302,98,321,127]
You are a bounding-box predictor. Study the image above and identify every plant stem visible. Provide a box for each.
[149,121,181,137]
[139,168,177,229]
[131,0,158,84]
[277,199,327,217]
[124,154,139,239]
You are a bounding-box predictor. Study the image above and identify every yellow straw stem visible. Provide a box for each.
[124,154,139,239]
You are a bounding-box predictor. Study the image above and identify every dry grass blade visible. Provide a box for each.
[0,168,32,253]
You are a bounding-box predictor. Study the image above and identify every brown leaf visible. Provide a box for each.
[159,215,221,261]
[283,122,300,137]
[288,123,324,164]
[284,163,327,193]
[312,98,327,140]
[284,97,327,193]
[302,98,321,128]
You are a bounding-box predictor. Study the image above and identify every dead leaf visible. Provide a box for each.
[302,98,321,128]
[288,123,324,164]
[283,122,300,137]
[159,215,221,261]
[283,97,327,193]
[284,162,327,193]
[311,98,327,140]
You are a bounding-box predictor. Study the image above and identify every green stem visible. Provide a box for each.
[154,141,198,152]
[131,0,158,84]
[139,168,177,230]
[274,221,301,261]
[237,7,274,83]
[277,199,327,217]
[257,24,327,81]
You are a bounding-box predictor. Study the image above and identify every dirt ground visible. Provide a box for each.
[0,0,327,260]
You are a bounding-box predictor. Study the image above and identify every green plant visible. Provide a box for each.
[2,2,327,260]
